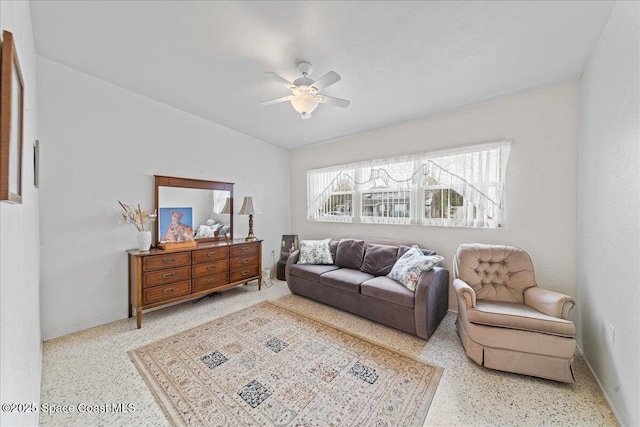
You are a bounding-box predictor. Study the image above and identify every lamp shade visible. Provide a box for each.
[219,197,232,214]
[238,196,256,215]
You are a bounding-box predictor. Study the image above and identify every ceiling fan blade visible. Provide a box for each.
[317,94,350,108]
[312,71,341,91]
[259,95,292,106]
[264,72,296,89]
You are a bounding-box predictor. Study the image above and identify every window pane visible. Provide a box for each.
[362,190,410,224]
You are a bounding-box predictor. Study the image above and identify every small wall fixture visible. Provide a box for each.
[238,196,257,241]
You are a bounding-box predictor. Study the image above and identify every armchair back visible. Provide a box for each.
[454,243,535,303]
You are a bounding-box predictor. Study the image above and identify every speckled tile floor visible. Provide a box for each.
[39,280,619,426]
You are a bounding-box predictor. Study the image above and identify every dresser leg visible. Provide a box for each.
[136,308,142,329]
[258,277,262,290]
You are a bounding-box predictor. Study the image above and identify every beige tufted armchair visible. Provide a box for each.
[453,243,577,382]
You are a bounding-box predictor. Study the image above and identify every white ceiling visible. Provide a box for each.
[30,1,614,150]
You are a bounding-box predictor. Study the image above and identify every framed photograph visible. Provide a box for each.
[280,234,299,260]
[1,31,25,204]
[158,207,195,243]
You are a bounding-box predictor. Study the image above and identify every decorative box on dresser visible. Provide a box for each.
[128,239,262,328]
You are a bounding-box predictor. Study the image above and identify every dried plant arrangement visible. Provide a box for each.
[118,201,157,232]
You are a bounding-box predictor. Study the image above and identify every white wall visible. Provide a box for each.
[291,82,579,311]
[577,2,639,426]
[37,57,290,340]
[0,2,42,426]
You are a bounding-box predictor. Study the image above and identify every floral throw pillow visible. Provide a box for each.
[388,247,444,291]
[298,238,334,265]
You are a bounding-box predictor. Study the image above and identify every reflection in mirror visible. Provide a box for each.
[157,187,231,240]
[204,190,231,238]
[154,176,234,246]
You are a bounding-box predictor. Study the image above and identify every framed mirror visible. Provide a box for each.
[154,175,233,246]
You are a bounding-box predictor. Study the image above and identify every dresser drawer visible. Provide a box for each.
[143,266,191,288]
[192,260,229,278]
[143,252,191,271]
[230,265,259,283]
[192,247,230,264]
[193,273,230,292]
[143,281,191,304]
[230,255,258,270]
[230,243,259,258]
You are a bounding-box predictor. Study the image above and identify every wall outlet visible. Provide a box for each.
[607,323,615,347]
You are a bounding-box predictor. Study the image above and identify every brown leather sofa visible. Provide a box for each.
[285,237,450,339]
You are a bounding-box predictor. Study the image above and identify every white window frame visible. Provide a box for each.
[307,141,510,228]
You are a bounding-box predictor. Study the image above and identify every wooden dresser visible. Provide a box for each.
[127,239,262,328]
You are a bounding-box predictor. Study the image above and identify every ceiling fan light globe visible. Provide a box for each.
[290,94,319,116]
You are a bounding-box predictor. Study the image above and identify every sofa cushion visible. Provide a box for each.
[298,238,334,265]
[468,300,576,338]
[319,268,374,293]
[289,264,341,282]
[330,240,339,260]
[388,248,444,291]
[398,245,436,258]
[360,244,399,276]
[335,239,365,270]
[361,276,415,308]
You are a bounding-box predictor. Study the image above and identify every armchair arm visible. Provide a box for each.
[284,250,300,283]
[524,286,575,319]
[453,278,476,309]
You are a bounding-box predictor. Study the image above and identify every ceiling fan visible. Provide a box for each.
[260,61,350,119]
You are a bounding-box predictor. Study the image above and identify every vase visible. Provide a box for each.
[137,231,152,252]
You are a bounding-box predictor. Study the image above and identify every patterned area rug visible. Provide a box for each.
[129,301,442,426]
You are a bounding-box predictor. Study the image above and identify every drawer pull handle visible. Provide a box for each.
[242,259,249,264]
[241,247,249,252]
[207,266,217,271]
[242,270,250,276]
[208,278,219,283]
[162,258,175,263]
[163,272,176,279]
[207,252,217,257]
[163,288,176,293]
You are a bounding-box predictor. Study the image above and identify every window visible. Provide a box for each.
[307,141,510,228]
[307,170,354,222]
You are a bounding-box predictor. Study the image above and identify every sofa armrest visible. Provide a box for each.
[524,286,575,319]
[284,250,300,283]
[414,266,449,339]
[453,278,476,309]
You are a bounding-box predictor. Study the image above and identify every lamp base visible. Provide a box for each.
[245,214,256,241]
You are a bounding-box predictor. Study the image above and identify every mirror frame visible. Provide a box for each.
[154,175,234,246]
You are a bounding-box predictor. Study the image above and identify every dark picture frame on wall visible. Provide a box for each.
[280,234,299,260]
[0,30,25,204]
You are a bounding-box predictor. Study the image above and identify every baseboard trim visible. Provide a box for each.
[569,345,628,426]
[41,310,125,341]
